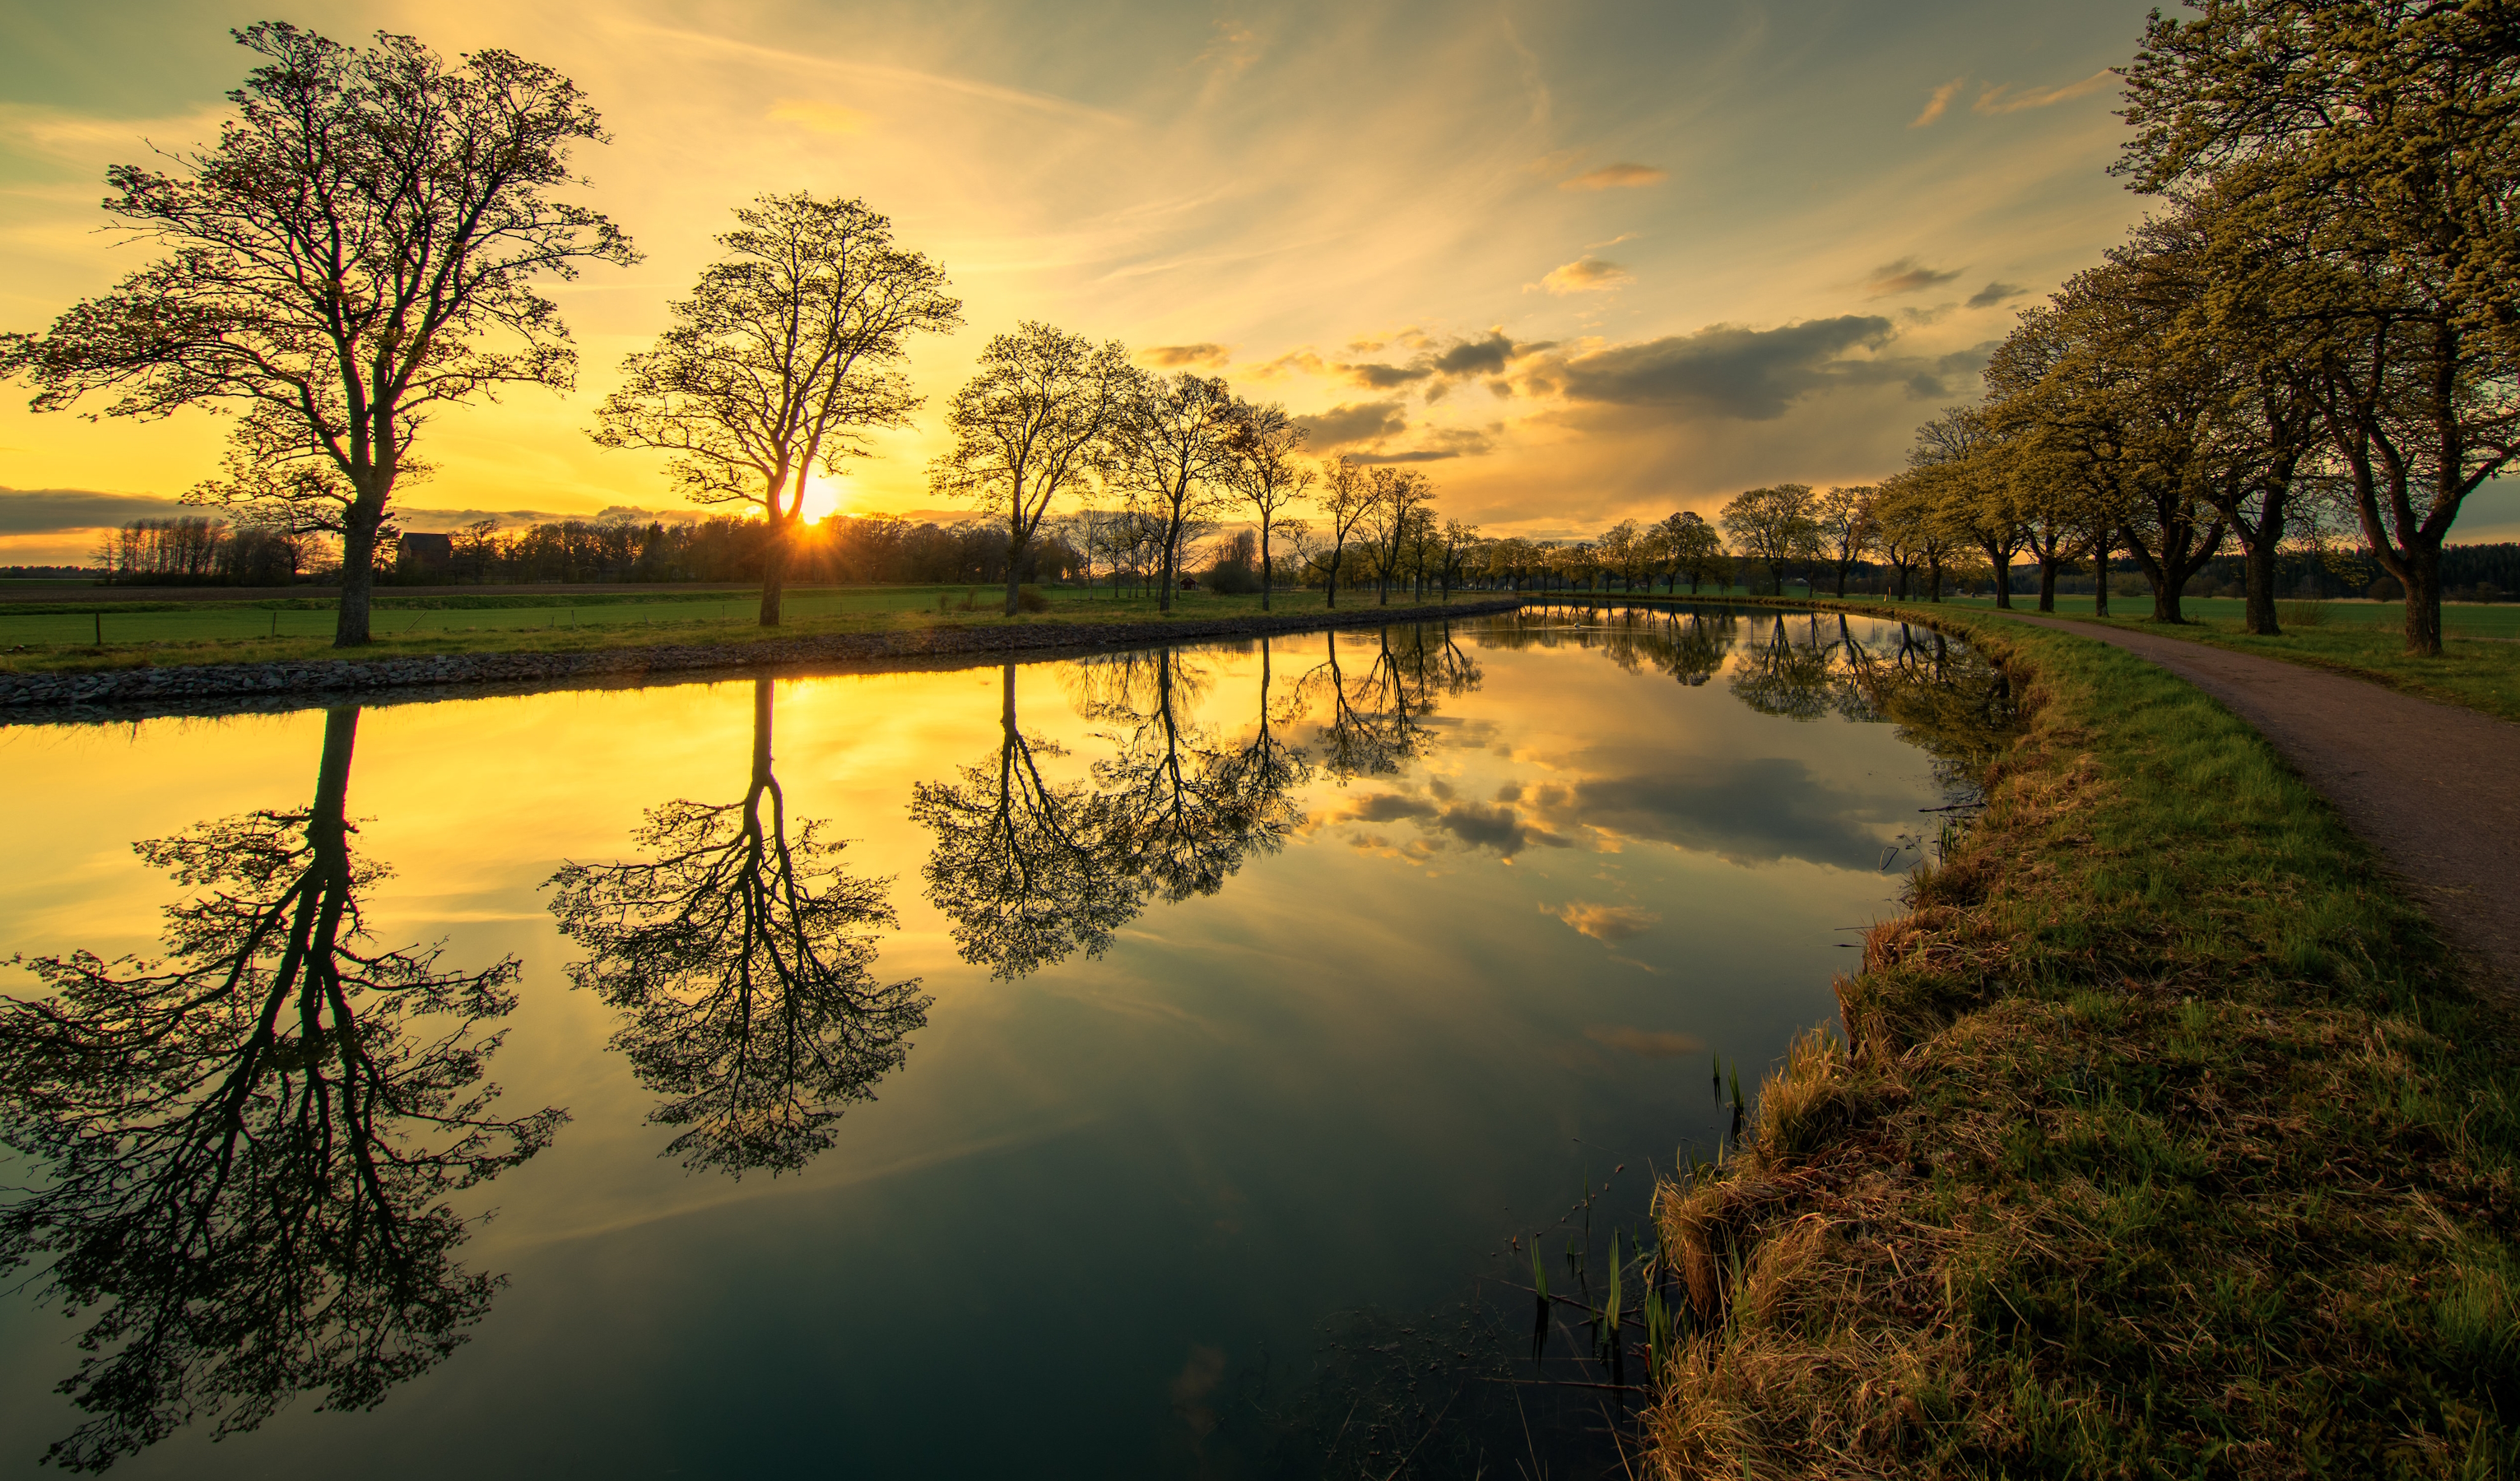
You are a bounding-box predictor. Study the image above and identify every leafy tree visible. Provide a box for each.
[0,22,633,647]
[1719,484,1820,596]
[1909,411,2022,608]
[1662,511,1732,594]
[0,707,558,1468]
[546,678,927,1177]
[595,193,959,627]
[1812,485,1879,598]
[928,323,1133,616]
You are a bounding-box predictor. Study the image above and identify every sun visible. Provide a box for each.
[797,473,849,522]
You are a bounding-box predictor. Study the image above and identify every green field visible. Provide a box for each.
[0,584,1195,652]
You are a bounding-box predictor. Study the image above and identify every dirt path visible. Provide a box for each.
[1998,611,2520,991]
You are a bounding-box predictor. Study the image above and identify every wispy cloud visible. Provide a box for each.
[766,99,870,134]
[611,21,1136,126]
[1138,341,1233,368]
[1966,281,2029,309]
[1560,162,1667,192]
[1974,70,2117,115]
[1292,399,1407,446]
[1910,78,1964,128]
[1551,900,1661,942]
[1534,257,1634,295]
[1863,257,1964,296]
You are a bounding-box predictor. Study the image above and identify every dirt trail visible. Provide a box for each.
[1999,611,2520,991]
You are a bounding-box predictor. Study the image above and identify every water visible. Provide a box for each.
[0,606,1997,1478]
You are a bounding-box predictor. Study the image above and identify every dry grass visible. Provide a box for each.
[1645,608,2520,1478]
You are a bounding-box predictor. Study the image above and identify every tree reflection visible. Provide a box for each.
[1727,613,1839,721]
[908,665,1140,978]
[912,643,1314,977]
[1294,624,1476,782]
[0,706,560,1470]
[548,678,927,1177]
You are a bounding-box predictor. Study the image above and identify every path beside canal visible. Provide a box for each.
[1998,610,2520,993]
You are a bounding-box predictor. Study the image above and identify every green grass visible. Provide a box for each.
[0,584,1476,675]
[1648,606,2520,1479]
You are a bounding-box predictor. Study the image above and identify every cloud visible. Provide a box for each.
[1335,330,1549,392]
[1344,425,1498,463]
[1342,360,1435,389]
[1585,1025,1704,1057]
[766,99,870,134]
[1535,257,1634,295]
[1863,257,1965,297]
[1966,281,2029,309]
[1248,349,1328,381]
[1292,399,1408,446]
[1434,800,1569,857]
[1560,163,1667,191]
[1974,71,2117,115]
[1193,18,1261,76]
[1552,901,1662,942]
[1139,341,1233,369]
[1910,78,1964,128]
[1534,316,1900,419]
[0,487,190,534]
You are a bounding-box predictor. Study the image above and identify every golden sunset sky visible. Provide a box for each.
[23,0,2491,564]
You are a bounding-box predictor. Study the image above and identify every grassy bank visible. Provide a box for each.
[0,586,1479,676]
[1647,606,2520,1477]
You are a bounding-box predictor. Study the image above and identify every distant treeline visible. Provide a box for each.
[401,514,1087,587]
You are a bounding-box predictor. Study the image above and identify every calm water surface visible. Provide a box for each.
[0,607,1985,1478]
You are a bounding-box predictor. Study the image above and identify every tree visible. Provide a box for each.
[1434,518,1481,601]
[0,23,633,648]
[2121,2,2520,652]
[547,678,927,1176]
[1909,411,2021,608]
[1106,371,1240,613]
[1661,511,1731,594]
[1306,455,1377,609]
[1812,486,1879,597]
[1363,467,1437,606]
[594,193,959,627]
[927,324,1134,615]
[1871,471,1952,601]
[0,706,558,1468]
[1719,484,1820,596]
[1222,400,1314,611]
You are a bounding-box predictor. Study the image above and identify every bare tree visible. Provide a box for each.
[1309,455,1378,608]
[1363,466,1436,606]
[1222,400,1314,611]
[593,193,959,626]
[929,323,1134,616]
[0,23,633,647]
[1106,372,1241,612]
[1812,485,1879,597]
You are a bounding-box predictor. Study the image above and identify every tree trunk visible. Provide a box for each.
[2241,536,2281,637]
[759,527,788,626]
[1834,561,1850,598]
[2037,558,2059,613]
[335,514,380,648]
[2401,543,2444,656]
[2091,541,2111,620]
[1927,558,1943,602]
[1259,522,1272,613]
[1987,549,2012,610]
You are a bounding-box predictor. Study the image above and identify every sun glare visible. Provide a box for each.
[798,474,848,523]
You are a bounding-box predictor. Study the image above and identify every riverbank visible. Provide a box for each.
[1643,602,2520,1476]
[0,597,1518,714]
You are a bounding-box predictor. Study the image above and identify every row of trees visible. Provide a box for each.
[1862,2,2520,654]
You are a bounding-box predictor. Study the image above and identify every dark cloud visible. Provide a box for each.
[0,487,188,533]
[1433,801,1570,858]
[1864,258,1965,297]
[1965,281,2029,309]
[1336,331,1550,393]
[1349,426,1496,464]
[1348,792,1437,824]
[1349,449,1459,464]
[1541,316,1899,419]
[1431,331,1523,377]
[1292,399,1408,447]
[1139,342,1232,369]
[1551,755,1893,869]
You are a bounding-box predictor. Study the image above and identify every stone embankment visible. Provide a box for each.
[0,597,1522,717]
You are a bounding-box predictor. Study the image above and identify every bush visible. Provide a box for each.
[1015,586,1051,613]
[1204,559,1261,595]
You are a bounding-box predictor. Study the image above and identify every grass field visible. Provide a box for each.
[0,583,1472,675]
[1647,606,2520,1478]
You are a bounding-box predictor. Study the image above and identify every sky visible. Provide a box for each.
[0,0,2265,564]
